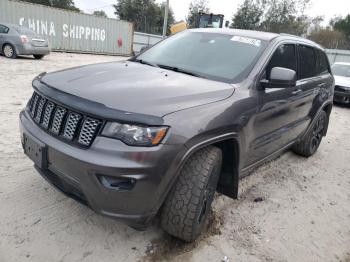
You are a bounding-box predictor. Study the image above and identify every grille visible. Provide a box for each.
[63,112,82,141]
[78,118,101,146]
[28,92,102,147]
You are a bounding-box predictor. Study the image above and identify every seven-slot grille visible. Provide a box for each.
[28,92,102,147]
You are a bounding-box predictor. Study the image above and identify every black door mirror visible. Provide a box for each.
[261,67,297,88]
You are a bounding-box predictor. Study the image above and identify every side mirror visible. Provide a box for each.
[261,67,297,88]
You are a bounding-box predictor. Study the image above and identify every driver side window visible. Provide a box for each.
[265,44,296,80]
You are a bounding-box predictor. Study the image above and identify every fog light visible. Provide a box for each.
[98,175,136,191]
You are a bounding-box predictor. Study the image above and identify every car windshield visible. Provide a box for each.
[136,31,268,83]
[332,64,350,77]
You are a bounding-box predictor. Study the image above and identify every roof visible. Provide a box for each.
[190,28,280,41]
[189,28,322,48]
[0,22,24,29]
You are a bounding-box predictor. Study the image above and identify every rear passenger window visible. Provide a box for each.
[266,44,296,80]
[298,45,316,79]
[0,25,9,34]
[316,49,330,75]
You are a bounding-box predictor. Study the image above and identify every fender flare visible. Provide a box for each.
[180,132,241,198]
[300,100,333,141]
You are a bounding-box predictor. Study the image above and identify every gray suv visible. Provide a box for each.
[19,29,334,242]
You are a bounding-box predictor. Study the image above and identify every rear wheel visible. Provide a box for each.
[292,110,328,157]
[33,55,44,59]
[160,146,222,242]
[3,44,16,59]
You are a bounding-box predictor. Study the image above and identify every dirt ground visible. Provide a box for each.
[0,52,349,262]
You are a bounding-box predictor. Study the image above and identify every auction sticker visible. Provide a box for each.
[230,36,261,47]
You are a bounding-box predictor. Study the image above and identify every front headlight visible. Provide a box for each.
[101,122,168,146]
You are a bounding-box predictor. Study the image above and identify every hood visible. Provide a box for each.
[334,75,350,88]
[40,61,234,117]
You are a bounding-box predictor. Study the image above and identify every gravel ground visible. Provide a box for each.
[0,52,349,262]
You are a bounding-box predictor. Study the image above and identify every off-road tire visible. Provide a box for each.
[292,110,328,157]
[160,146,222,242]
[3,44,17,59]
[33,55,44,59]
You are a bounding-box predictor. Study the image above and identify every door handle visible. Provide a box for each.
[292,89,302,95]
[317,83,326,88]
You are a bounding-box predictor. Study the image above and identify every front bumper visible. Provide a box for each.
[334,90,350,104]
[20,110,184,228]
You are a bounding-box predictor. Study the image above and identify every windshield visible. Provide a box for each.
[332,64,350,77]
[199,15,223,28]
[137,31,268,83]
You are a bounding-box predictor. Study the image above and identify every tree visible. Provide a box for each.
[93,10,108,18]
[231,0,311,36]
[231,0,264,30]
[260,0,311,35]
[308,29,348,49]
[186,0,210,28]
[22,0,80,12]
[332,15,350,39]
[114,0,175,35]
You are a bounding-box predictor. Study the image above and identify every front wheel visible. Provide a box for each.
[160,146,222,242]
[292,110,328,157]
[3,44,17,58]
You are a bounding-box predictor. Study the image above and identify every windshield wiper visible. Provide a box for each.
[157,64,206,79]
[134,59,159,68]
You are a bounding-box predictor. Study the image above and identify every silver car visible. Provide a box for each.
[0,23,50,59]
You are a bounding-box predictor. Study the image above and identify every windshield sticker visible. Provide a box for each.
[230,36,261,47]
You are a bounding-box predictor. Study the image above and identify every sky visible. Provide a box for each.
[75,0,350,26]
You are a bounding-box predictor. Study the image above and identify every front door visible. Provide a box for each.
[245,43,303,167]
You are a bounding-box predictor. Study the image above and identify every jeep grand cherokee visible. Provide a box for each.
[20,29,334,242]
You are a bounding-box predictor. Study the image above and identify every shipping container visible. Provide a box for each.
[0,0,134,55]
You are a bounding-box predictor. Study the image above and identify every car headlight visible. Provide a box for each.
[101,122,168,146]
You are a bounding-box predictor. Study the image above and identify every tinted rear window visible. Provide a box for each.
[298,45,317,79]
[316,49,330,75]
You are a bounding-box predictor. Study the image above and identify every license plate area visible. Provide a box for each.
[24,134,47,169]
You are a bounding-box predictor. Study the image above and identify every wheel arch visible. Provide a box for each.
[2,42,18,55]
[322,102,332,136]
[181,134,241,199]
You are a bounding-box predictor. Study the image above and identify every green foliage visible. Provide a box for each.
[22,0,80,12]
[186,0,210,28]
[93,10,108,18]
[231,0,311,36]
[332,15,350,39]
[231,0,263,30]
[308,29,348,49]
[113,0,175,35]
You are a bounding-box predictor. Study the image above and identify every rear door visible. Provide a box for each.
[296,45,332,130]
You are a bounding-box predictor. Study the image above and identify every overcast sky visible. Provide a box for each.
[75,0,350,26]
